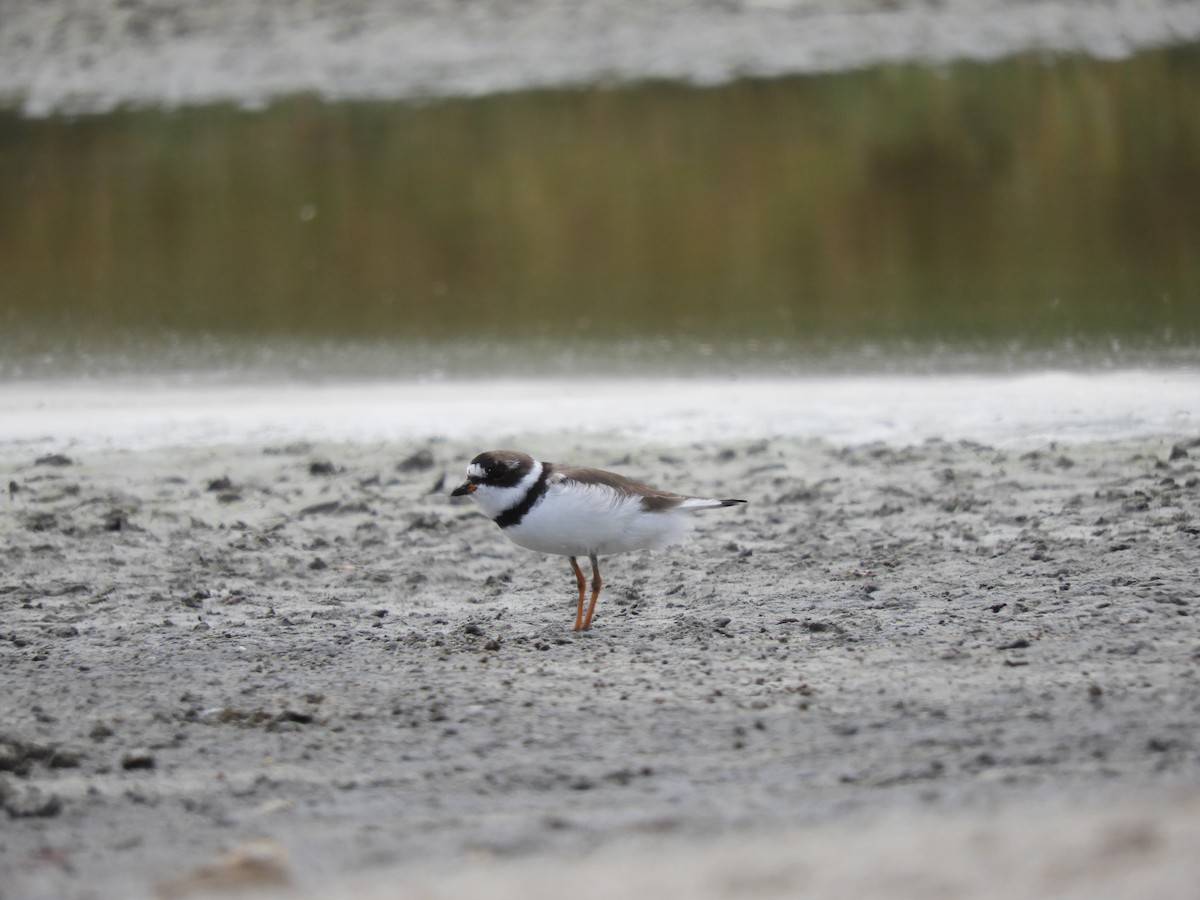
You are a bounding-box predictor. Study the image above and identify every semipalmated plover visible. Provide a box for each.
[451,450,747,630]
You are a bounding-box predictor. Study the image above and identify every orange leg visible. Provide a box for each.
[581,554,602,630]
[570,556,587,631]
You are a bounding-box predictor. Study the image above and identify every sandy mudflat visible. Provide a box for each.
[2,430,1198,898]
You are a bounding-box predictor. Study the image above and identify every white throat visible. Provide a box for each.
[469,459,544,520]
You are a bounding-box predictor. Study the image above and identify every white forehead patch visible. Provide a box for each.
[467,462,486,479]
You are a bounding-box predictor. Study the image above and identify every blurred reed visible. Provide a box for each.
[1,46,1197,374]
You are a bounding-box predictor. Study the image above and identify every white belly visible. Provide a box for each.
[502,483,692,557]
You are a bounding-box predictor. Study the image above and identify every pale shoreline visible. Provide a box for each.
[3,0,1200,116]
[2,370,1199,454]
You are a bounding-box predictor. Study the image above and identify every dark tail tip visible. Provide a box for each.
[721,499,748,506]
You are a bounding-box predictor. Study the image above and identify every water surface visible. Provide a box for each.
[2,47,1198,379]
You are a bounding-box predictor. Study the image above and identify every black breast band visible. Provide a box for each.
[493,467,550,529]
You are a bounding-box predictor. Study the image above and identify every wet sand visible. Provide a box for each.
[3,431,1198,897]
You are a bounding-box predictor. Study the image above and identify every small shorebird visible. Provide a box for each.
[451,450,747,630]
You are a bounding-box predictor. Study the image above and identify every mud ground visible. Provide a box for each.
[2,433,1198,897]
